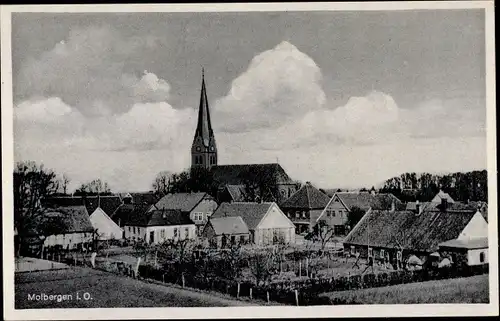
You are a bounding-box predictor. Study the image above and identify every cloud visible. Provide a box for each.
[213,41,326,133]
[15,26,165,116]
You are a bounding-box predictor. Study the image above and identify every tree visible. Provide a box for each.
[152,171,172,196]
[304,220,336,255]
[247,248,278,286]
[346,206,365,231]
[14,161,61,256]
[61,174,71,195]
[74,179,111,195]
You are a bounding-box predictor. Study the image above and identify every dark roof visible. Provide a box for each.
[125,208,194,227]
[280,182,330,209]
[207,216,249,235]
[211,202,274,230]
[336,192,403,211]
[211,163,293,186]
[439,237,488,250]
[224,185,249,202]
[43,196,86,208]
[344,207,478,252]
[44,205,94,234]
[154,192,211,212]
[128,192,160,205]
[110,203,152,226]
[84,196,122,216]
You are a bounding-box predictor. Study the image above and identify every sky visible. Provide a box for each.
[12,10,487,192]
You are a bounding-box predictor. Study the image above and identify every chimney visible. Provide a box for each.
[415,200,422,215]
[441,198,448,212]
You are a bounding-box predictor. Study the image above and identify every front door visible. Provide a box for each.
[149,231,155,244]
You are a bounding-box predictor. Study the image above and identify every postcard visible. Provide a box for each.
[2,1,497,320]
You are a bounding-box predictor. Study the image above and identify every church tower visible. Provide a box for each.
[191,69,217,170]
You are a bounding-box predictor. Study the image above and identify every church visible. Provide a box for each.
[190,70,299,203]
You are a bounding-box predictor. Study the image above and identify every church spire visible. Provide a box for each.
[191,68,217,170]
[195,67,214,147]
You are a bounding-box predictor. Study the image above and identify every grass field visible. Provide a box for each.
[320,274,489,304]
[15,266,261,309]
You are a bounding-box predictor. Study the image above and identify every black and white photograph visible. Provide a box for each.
[2,2,497,319]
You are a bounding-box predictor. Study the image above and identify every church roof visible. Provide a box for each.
[280,182,330,210]
[194,69,214,147]
[211,163,294,186]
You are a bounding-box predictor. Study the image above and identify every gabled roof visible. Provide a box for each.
[431,190,455,203]
[211,163,293,186]
[334,192,403,211]
[154,192,212,212]
[211,202,274,230]
[208,216,249,235]
[280,182,330,210]
[125,208,194,227]
[110,203,153,226]
[84,196,122,216]
[44,205,94,234]
[439,237,488,250]
[344,207,478,252]
[224,185,249,202]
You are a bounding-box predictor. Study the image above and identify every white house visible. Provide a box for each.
[42,205,95,250]
[211,202,296,246]
[123,208,196,245]
[89,207,124,240]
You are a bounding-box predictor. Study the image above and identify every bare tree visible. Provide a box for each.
[75,179,111,195]
[152,171,172,196]
[14,161,63,256]
[305,220,337,256]
[61,174,70,195]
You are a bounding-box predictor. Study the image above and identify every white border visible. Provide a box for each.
[2,2,497,320]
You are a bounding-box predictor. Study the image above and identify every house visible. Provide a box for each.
[316,192,403,235]
[211,163,299,203]
[439,237,488,266]
[343,198,488,269]
[153,192,218,236]
[82,195,123,240]
[40,205,95,250]
[279,182,331,234]
[89,207,123,240]
[211,202,295,246]
[123,209,196,245]
[202,216,250,248]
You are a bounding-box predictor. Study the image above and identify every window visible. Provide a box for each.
[174,228,178,238]
[368,247,373,258]
[231,235,236,245]
[350,246,355,255]
[185,227,189,239]
[133,227,136,234]
[160,229,165,239]
[332,210,336,217]
[380,249,385,259]
[240,235,245,244]
[480,252,485,263]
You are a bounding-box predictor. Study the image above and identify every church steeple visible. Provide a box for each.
[191,68,217,170]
